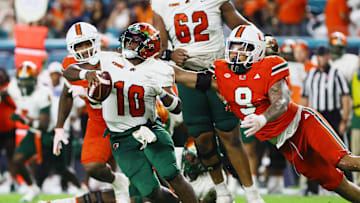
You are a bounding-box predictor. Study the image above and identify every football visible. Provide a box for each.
[87,71,112,103]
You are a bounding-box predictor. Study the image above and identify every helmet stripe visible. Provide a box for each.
[75,24,82,35]
[235,26,246,38]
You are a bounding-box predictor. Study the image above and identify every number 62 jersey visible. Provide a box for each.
[213,56,299,142]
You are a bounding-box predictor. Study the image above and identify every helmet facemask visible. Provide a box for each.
[17,77,37,96]
[69,38,100,65]
[119,23,160,60]
[225,40,256,74]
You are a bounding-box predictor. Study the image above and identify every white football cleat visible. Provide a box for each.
[215,182,234,203]
[112,173,130,203]
[20,184,40,202]
[75,183,89,197]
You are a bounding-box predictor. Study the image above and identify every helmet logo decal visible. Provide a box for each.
[235,26,246,38]
[75,24,82,36]
[257,33,263,41]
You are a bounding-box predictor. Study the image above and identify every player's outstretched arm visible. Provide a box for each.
[221,1,251,29]
[63,63,100,87]
[56,85,73,129]
[153,12,169,54]
[263,79,290,123]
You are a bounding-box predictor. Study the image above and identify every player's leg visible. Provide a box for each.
[208,89,262,202]
[12,131,41,201]
[334,176,360,202]
[242,130,259,179]
[144,123,197,203]
[1,129,17,190]
[82,121,129,202]
[177,84,229,201]
[110,131,178,202]
[39,189,116,203]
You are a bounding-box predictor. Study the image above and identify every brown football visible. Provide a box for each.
[87,71,112,102]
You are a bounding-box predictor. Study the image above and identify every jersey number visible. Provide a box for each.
[235,87,256,115]
[115,81,145,117]
[174,11,209,43]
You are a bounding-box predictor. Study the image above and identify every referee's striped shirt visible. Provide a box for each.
[302,65,350,112]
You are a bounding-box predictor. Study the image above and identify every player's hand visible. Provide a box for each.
[53,128,69,156]
[240,114,267,137]
[171,49,190,67]
[338,120,348,136]
[11,113,26,124]
[85,71,100,87]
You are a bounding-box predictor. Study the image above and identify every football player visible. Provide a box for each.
[8,61,84,202]
[329,31,359,82]
[173,24,360,202]
[63,22,198,203]
[152,1,262,202]
[54,22,130,203]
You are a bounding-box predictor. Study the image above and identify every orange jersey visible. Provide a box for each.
[62,56,104,122]
[214,56,299,141]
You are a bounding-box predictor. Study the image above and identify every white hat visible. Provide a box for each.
[48,61,63,74]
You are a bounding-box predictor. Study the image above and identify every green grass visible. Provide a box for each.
[0,194,349,203]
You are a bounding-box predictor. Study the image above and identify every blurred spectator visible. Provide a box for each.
[106,0,131,33]
[350,55,360,187]
[130,0,153,24]
[88,0,108,33]
[233,0,267,29]
[293,40,317,72]
[329,31,359,82]
[324,0,353,36]
[0,0,15,38]
[276,0,308,36]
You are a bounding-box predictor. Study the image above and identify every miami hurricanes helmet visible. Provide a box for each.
[66,22,101,65]
[16,61,38,96]
[329,32,347,60]
[119,22,160,60]
[225,25,265,74]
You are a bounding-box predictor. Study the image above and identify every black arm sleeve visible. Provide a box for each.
[196,70,213,92]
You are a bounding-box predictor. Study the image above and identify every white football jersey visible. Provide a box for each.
[135,58,175,88]
[331,53,359,82]
[152,0,228,70]
[101,55,167,132]
[8,79,54,131]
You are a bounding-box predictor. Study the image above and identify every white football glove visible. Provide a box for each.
[132,126,157,150]
[240,114,267,137]
[53,128,69,156]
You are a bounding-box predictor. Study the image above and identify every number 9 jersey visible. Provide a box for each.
[214,55,299,142]
[151,0,227,55]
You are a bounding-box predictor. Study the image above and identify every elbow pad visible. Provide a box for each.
[196,70,213,91]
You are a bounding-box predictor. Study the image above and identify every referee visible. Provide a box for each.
[300,45,352,193]
[300,45,351,136]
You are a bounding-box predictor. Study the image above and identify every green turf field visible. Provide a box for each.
[0,194,349,203]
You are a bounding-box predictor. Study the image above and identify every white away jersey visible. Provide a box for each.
[135,58,175,87]
[101,56,163,132]
[152,0,227,55]
[8,79,54,131]
[332,53,359,82]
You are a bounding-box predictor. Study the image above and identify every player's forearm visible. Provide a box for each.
[263,80,290,123]
[173,66,197,88]
[56,85,73,128]
[153,12,169,53]
[160,90,182,114]
[63,65,83,81]
[221,1,251,29]
[39,113,50,133]
[341,94,351,121]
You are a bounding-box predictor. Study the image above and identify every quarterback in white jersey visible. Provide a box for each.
[101,23,197,203]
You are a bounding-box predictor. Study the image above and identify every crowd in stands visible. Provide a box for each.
[1,0,360,39]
